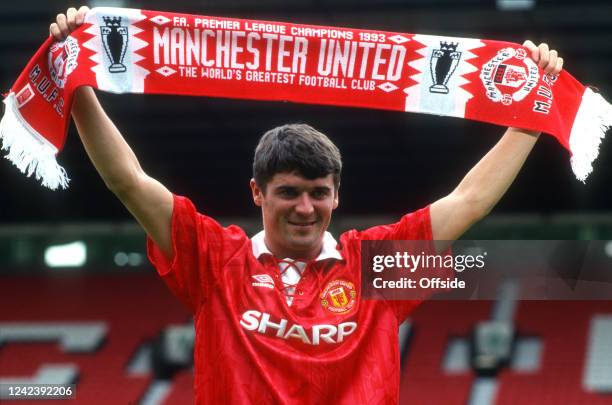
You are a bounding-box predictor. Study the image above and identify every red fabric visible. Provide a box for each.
[147,195,431,404]
[4,8,599,161]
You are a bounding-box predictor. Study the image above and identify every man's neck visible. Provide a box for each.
[263,237,322,261]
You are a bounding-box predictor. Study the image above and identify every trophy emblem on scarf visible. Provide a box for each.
[429,41,461,94]
[101,16,128,73]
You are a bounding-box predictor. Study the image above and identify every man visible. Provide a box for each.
[52,6,563,404]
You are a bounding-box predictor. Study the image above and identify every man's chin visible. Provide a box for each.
[285,233,322,254]
[286,223,318,236]
[288,234,317,247]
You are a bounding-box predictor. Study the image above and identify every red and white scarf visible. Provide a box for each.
[1,7,610,189]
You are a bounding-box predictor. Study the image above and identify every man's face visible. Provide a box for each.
[250,172,339,260]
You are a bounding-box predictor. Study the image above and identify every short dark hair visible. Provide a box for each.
[253,124,342,192]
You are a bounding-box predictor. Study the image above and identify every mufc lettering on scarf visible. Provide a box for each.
[1,7,611,189]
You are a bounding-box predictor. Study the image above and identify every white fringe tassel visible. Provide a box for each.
[0,93,69,189]
[569,87,612,182]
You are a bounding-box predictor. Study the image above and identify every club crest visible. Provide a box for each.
[47,37,80,89]
[480,47,539,106]
[320,279,357,314]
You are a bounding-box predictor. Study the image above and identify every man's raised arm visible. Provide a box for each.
[52,7,174,258]
[430,41,564,241]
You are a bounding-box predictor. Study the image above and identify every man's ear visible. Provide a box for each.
[250,178,264,207]
[333,183,340,210]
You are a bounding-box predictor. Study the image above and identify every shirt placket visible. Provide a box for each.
[277,259,306,306]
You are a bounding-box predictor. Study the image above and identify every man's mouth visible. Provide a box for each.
[288,220,317,227]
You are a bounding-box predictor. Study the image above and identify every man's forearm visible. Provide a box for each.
[454,127,540,217]
[55,8,174,257]
[430,127,539,240]
[71,87,144,193]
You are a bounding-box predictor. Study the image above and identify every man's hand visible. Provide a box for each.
[522,40,564,77]
[507,41,564,136]
[50,6,90,41]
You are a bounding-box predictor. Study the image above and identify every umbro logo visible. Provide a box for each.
[252,274,275,289]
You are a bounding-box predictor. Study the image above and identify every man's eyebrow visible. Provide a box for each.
[313,186,332,192]
[274,185,298,192]
[273,185,331,193]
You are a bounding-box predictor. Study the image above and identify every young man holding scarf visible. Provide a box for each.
[51,6,563,404]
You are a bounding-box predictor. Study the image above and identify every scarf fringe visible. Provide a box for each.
[0,93,69,190]
[569,88,612,182]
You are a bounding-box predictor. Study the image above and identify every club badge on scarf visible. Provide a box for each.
[1,7,611,189]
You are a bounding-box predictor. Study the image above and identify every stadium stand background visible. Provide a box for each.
[1,0,611,404]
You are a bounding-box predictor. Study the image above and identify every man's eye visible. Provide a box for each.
[278,189,297,197]
[312,190,329,199]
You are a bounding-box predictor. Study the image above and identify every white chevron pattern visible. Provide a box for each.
[81,7,150,93]
[403,35,485,118]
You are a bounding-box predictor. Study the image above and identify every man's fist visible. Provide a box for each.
[522,40,564,76]
[50,6,90,41]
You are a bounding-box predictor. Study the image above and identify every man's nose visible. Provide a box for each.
[294,193,315,216]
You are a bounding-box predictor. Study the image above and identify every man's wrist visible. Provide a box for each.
[508,127,541,137]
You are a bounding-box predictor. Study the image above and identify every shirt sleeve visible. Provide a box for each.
[356,206,432,322]
[358,205,432,241]
[147,194,246,314]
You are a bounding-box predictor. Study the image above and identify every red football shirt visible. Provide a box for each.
[147,195,432,404]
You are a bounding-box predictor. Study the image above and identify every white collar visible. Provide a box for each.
[251,231,343,261]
